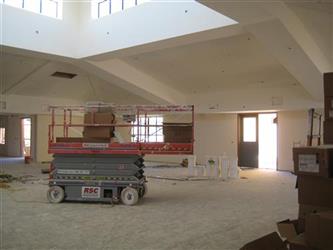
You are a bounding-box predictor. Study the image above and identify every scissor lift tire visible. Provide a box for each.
[47,186,65,203]
[121,187,139,206]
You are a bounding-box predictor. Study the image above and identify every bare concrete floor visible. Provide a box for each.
[1,164,298,250]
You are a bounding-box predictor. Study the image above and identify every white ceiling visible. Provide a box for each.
[1,1,331,113]
[0,52,152,105]
[286,2,333,65]
[122,33,300,94]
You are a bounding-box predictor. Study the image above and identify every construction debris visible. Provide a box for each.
[0,173,14,183]
[147,175,210,181]
[0,183,10,189]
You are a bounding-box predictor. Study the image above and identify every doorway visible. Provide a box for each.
[258,113,277,170]
[21,117,31,157]
[238,113,277,170]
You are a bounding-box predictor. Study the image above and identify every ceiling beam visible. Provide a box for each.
[246,19,323,100]
[198,0,329,100]
[262,2,332,73]
[84,25,244,61]
[2,61,50,95]
[77,59,186,104]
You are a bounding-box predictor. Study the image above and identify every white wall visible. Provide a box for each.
[194,114,238,164]
[1,1,236,58]
[0,114,36,158]
[277,110,308,171]
[146,113,237,164]
[0,94,83,115]
[147,111,312,172]
[36,115,83,162]
[6,115,22,157]
[77,0,236,57]
[1,2,79,57]
[34,110,315,173]
[189,85,323,113]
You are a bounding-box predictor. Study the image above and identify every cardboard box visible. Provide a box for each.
[240,232,287,250]
[289,234,316,250]
[83,127,111,138]
[163,123,192,143]
[84,112,94,124]
[324,96,333,120]
[94,112,114,124]
[324,72,333,96]
[293,146,333,178]
[323,120,333,144]
[305,211,333,249]
[298,204,332,219]
[84,112,115,125]
[298,176,333,208]
[56,137,110,143]
[277,220,316,250]
[83,112,115,138]
[277,220,298,241]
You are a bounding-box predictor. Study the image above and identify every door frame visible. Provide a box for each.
[238,112,279,169]
[237,113,259,168]
[20,116,32,157]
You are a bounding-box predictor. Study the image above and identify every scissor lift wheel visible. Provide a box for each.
[121,187,139,206]
[47,186,65,203]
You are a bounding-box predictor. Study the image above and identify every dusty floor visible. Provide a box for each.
[1,163,298,250]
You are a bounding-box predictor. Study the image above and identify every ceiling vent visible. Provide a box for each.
[51,71,77,79]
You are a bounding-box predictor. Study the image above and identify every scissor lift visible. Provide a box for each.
[47,103,194,205]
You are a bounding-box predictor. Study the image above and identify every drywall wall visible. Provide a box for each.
[36,115,83,162]
[0,94,83,115]
[34,110,316,172]
[277,110,308,171]
[1,2,79,57]
[6,115,22,157]
[0,114,36,158]
[35,113,238,163]
[194,114,238,164]
[189,85,323,113]
[147,110,314,171]
[146,113,238,164]
[78,1,236,57]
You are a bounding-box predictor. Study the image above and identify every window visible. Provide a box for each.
[243,117,256,142]
[1,0,62,19]
[131,116,164,143]
[91,0,150,19]
[0,128,5,145]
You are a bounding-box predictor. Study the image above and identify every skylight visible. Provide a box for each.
[91,0,150,19]
[1,0,63,19]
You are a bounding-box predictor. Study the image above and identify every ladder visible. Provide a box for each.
[307,108,322,146]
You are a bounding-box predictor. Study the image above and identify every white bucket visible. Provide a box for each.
[187,155,196,176]
[205,156,219,177]
[219,156,239,180]
[219,157,229,180]
[228,158,239,179]
[194,165,205,177]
